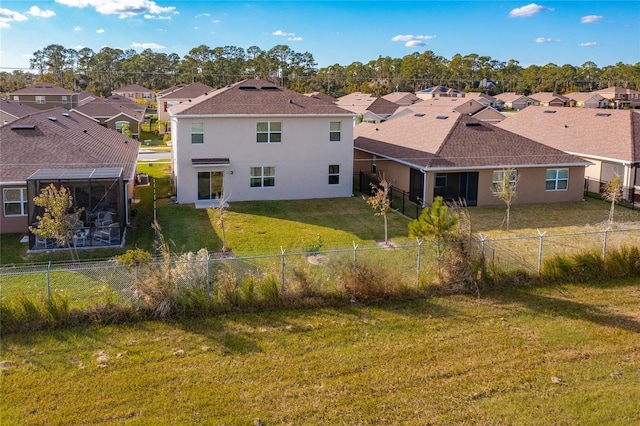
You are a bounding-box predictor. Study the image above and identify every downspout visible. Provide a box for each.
[421,169,428,207]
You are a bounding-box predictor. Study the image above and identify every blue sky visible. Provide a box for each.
[0,1,638,72]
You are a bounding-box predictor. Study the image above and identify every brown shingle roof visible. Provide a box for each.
[172,79,353,116]
[10,84,75,95]
[0,98,39,120]
[355,109,587,170]
[157,82,215,100]
[73,98,143,121]
[0,108,139,183]
[113,84,152,93]
[496,106,640,163]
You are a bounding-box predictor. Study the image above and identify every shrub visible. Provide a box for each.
[605,246,640,278]
[336,261,409,303]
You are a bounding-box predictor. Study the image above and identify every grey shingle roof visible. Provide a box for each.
[0,98,39,120]
[157,82,215,100]
[9,84,75,95]
[0,108,139,183]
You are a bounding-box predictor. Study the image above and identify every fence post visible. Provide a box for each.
[602,227,610,259]
[537,229,546,275]
[280,247,286,296]
[206,249,211,301]
[352,241,358,271]
[416,238,424,287]
[46,261,51,301]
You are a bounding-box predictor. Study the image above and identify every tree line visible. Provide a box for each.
[1,43,639,98]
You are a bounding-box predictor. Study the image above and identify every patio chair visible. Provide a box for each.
[34,235,54,250]
[95,212,113,227]
[94,223,121,245]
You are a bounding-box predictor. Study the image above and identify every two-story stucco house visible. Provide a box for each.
[156,82,215,124]
[8,84,79,111]
[112,84,155,104]
[169,79,356,206]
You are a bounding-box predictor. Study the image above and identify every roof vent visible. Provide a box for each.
[239,86,257,90]
[465,122,482,127]
[62,112,70,117]
[436,115,448,120]
[261,86,279,90]
[83,129,87,133]
[11,124,36,130]
[543,110,556,114]
[595,113,611,117]
[414,113,425,117]
[48,116,57,121]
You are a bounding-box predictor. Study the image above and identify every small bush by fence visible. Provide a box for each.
[1,228,639,333]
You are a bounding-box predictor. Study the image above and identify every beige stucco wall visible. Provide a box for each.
[0,184,29,233]
[173,115,355,204]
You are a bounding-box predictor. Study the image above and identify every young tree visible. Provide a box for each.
[603,173,623,224]
[211,193,231,252]
[492,168,519,230]
[364,174,392,245]
[29,184,84,259]
[408,196,459,261]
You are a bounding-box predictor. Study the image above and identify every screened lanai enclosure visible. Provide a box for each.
[27,168,127,250]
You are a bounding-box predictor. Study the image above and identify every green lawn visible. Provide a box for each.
[2,279,638,424]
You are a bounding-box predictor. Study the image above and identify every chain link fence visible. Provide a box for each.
[1,228,639,311]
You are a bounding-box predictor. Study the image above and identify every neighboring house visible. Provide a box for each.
[0,98,38,125]
[169,79,356,206]
[565,92,609,109]
[529,92,571,107]
[381,92,422,106]
[112,84,155,104]
[462,92,503,110]
[389,98,506,123]
[495,92,537,110]
[497,106,640,201]
[336,92,400,123]
[8,84,79,111]
[353,108,589,207]
[78,91,99,106]
[0,108,139,250]
[416,86,464,100]
[156,82,215,124]
[593,87,640,109]
[304,92,337,104]
[72,97,145,139]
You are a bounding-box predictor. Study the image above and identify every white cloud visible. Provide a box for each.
[391,34,436,47]
[0,7,29,28]
[578,42,599,47]
[196,13,210,18]
[27,6,56,18]
[288,36,303,41]
[55,0,177,19]
[144,14,171,20]
[273,30,295,37]
[73,25,82,31]
[212,19,220,23]
[508,3,554,18]
[581,15,603,24]
[534,37,552,43]
[131,42,165,49]
[96,28,104,33]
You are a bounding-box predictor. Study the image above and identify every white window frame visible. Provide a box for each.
[61,96,68,104]
[250,166,275,188]
[434,173,447,188]
[115,121,128,133]
[546,168,569,191]
[191,122,204,144]
[329,121,341,142]
[3,188,28,217]
[35,96,46,104]
[492,169,518,193]
[256,122,282,144]
[328,164,340,185]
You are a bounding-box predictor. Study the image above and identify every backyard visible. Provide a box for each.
[1,279,639,424]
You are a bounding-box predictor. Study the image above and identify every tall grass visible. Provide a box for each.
[3,244,638,335]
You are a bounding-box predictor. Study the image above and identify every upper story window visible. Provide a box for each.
[3,188,27,217]
[328,165,340,185]
[13,96,19,101]
[546,168,569,191]
[143,93,151,100]
[35,96,46,104]
[492,169,518,193]
[191,122,204,144]
[330,121,341,142]
[61,96,67,104]
[256,122,281,143]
